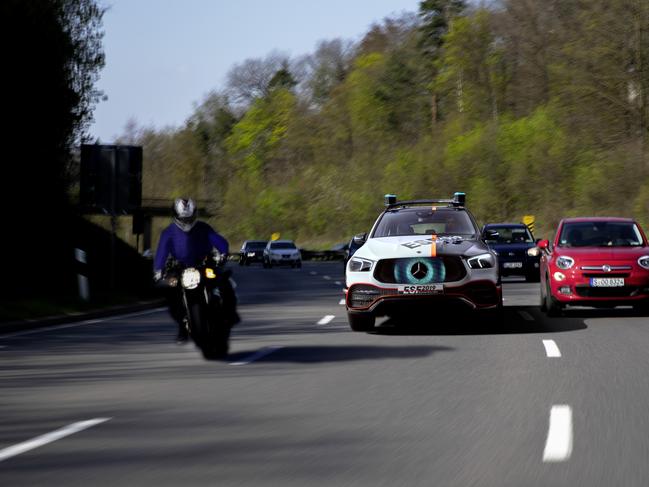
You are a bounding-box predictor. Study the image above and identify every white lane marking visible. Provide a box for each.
[543,405,573,462]
[309,271,317,276]
[0,418,111,462]
[323,275,331,280]
[335,281,342,286]
[542,340,562,358]
[518,310,535,321]
[229,346,283,366]
[0,308,166,339]
[339,299,346,305]
[317,315,335,325]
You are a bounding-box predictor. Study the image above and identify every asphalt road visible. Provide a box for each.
[2,262,649,486]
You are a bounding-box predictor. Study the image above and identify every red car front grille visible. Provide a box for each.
[574,286,641,298]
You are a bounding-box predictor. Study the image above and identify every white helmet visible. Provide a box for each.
[173,198,197,232]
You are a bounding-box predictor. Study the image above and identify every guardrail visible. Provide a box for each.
[230,250,345,262]
[300,250,345,261]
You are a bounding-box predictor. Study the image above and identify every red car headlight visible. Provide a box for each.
[638,256,649,270]
[556,256,575,270]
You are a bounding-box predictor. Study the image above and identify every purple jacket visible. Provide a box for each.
[154,221,229,272]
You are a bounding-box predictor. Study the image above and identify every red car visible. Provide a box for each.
[539,217,649,315]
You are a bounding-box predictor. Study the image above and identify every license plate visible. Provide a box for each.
[590,278,624,287]
[247,252,255,257]
[503,262,523,269]
[282,255,290,259]
[397,284,444,295]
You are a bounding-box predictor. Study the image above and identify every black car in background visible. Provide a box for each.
[482,223,540,281]
[239,240,268,266]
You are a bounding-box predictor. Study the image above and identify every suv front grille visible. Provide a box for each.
[348,285,394,309]
[374,257,466,284]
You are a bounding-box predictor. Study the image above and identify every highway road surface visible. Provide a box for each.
[2,262,649,486]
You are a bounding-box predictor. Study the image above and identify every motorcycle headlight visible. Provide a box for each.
[349,257,374,272]
[638,255,649,270]
[467,253,496,269]
[556,256,575,270]
[181,268,201,289]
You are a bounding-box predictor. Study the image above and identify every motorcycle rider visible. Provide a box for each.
[154,198,240,343]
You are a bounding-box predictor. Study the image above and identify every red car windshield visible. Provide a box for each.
[558,222,644,247]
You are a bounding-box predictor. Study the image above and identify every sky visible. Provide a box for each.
[91,0,422,143]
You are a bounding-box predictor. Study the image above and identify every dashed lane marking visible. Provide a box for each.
[339,299,346,305]
[309,271,317,276]
[317,315,335,325]
[543,405,573,462]
[334,281,342,286]
[542,340,562,358]
[0,308,167,339]
[518,310,535,321]
[323,275,331,280]
[229,346,283,366]
[0,418,111,462]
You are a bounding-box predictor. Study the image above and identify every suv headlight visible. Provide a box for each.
[467,253,495,269]
[638,256,649,270]
[349,257,374,272]
[527,247,541,257]
[556,256,575,270]
[181,268,201,289]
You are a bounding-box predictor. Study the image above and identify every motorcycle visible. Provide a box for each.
[161,255,232,359]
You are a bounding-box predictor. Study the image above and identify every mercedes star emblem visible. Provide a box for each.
[411,262,428,280]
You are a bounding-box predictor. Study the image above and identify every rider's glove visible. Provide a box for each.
[153,270,162,282]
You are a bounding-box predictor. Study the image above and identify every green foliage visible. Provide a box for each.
[418,0,466,55]
[126,2,649,249]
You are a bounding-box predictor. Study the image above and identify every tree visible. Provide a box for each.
[226,52,290,105]
[268,62,298,92]
[434,9,506,121]
[0,0,105,295]
[418,0,466,56]
[303,39,355,105]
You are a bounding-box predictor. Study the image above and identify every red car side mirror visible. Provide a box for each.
[537,239,550,250]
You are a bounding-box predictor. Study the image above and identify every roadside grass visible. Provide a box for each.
[0,293,156,323]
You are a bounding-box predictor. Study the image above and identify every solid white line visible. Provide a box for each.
[0,308,166,339]
[229,346,283,366]
[518,310,535,321]
[317,315,335,325]
[323,275,331,280]
[543,405,573,462]
[339,299,346,305]
[0,418,111,462]
[542,339,562,358]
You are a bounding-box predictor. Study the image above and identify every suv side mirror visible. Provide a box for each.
[353,233,367,245]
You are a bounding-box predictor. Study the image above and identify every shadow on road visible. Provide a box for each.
[557,307,647,320]
[227,345,452,364]
[370,306,587,336]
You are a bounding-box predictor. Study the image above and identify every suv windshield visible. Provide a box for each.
[558,222,644,247]
[271,242,296,249]
[484,226,533,244]
[372,208,477,238]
